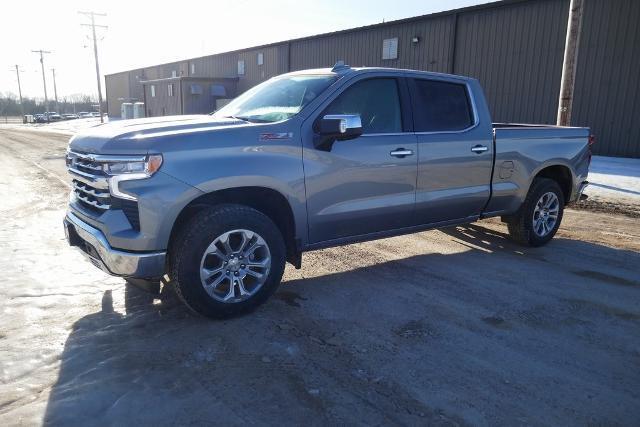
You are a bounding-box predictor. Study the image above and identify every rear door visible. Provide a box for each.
[409,76,494,225]
[303,75,418,243]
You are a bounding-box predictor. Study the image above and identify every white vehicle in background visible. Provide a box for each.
[78,112,92,119]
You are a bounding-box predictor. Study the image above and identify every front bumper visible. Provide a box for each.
[63,211,166,279]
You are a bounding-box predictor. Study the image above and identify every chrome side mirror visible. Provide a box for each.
[314,114,363,151]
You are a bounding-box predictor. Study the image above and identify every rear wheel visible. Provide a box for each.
[170,204,286,318]
[506,177,565,247]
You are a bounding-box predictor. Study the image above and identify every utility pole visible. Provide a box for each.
[10,65,25,117]
[32,49,51,117]
[557,0,584,126]
[79,11,107,123]
[51,68,59,113]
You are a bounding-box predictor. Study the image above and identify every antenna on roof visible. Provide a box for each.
[332,61,350,72]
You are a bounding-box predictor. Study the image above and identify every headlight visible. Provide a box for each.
[105,154,163,201]
[103,154,163,176]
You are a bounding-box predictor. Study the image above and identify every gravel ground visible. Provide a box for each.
[0,129,639,426]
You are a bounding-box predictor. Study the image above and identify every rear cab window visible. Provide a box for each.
[410,78,474,132]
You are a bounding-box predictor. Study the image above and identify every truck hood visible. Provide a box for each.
[69,115,250,154]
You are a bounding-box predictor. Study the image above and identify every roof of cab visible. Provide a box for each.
[281,65,474,82]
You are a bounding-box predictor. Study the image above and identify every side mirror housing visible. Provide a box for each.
[314,114,363,151]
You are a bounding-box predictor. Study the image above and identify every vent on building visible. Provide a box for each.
[168,83,174,97]
[382,38,398,60]
[257,53,264,66]
[190,84,203,95]
[171,70,177,78]
[238,60,245,76]
[150,85,156,97]
[190,63,195,75]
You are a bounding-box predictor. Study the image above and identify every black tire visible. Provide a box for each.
[169,204,286,319]
[506,177,565,247]
[125,278,161,294]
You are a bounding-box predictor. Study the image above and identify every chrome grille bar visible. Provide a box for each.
[73,181,110,199]
[75,193,111,210]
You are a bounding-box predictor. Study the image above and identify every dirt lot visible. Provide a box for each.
[0,128,638,426]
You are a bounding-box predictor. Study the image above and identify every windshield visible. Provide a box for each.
[214,74,337,123]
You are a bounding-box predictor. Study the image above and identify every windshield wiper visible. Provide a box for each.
[222,115,251,122]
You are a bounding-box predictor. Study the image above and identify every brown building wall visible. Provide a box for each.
[105,0,640,157]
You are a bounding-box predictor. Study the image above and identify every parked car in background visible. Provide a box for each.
[90,112,101,117]
[62,114,79,120]
[63,65,591,318]
[78,112,92,118]
[46,112,62,121]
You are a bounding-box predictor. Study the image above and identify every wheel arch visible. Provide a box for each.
[531,163,573,204]
[168,186,300,268]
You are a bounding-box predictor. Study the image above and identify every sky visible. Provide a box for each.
[1,0,491,100]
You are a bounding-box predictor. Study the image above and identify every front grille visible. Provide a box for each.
[67,150,140,230]
[72,179,111,211]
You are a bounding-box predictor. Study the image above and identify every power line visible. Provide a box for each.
[32,49,52,116]
[79,11,107,123]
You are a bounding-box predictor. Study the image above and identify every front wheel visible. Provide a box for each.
[170,204,286,318]
[506,177,565,247]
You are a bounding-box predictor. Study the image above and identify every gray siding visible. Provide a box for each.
[144,80,181,116]
[237,45,287,92]
[105,69,145,117]
[104,0,640,156]
[181,79,238,115]
[454,0,568,124]
[289,15,455,73]
[571,0,640,157]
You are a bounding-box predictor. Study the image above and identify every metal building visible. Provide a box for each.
[105,0,640,157]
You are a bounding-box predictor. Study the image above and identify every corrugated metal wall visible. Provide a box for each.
[181,79,238,115]
[289,15,455,73]
[454,0,568,124]
[571,0,640,157]
[105,69,145,117]
[143,80,182,116]
[105,0,640,157]
[237,45,287,92]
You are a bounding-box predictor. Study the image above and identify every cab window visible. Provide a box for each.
[324,78,402,134]
[411,79,474,132]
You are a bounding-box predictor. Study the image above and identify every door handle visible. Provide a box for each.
[471,145,489,154]
[390,148,414,158]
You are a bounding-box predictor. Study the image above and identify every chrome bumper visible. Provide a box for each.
[63,211,166,278]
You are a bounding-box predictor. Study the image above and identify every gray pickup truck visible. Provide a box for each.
[64,64,591,318]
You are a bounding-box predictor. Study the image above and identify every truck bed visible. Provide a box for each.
[483,124,591,216]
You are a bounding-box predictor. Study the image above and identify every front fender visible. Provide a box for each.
[161,145,308,246]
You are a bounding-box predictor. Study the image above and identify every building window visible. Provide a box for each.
[238,60,245,76]
[168,83,174,97]
[190,84,203,95]
[150,85,156,97]
[257,53,264,66]
[190,63,195,75]
[382,37,398,60]
[171,70,177,78]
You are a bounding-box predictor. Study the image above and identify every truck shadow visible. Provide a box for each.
[43,225,640,425]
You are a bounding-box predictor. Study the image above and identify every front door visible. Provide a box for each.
[303,76,418,243]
